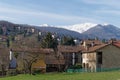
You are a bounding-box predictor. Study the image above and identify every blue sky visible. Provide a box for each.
[0,0,120,27]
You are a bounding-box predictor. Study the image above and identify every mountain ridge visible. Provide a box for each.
[82,24,120,39]
[57,23,98,33]
[0,20,120,39]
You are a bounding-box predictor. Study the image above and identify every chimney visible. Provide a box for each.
[83,41,86,47]
[110,38,116,44]
[91,42,95,47]
[9,49,13,60]
[72,53,75,65]
[85,45,89,51]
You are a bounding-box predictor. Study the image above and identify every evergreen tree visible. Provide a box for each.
[41,32,58,49]
[0,27,3,35]
[61,36,75,46]
[6,39,10,47]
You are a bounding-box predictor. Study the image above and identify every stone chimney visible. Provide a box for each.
[83,41,89,51]
[9,49,13,60]
[85,45,89,51]
[91,42,95,47]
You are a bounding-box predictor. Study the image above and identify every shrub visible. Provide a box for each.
[69,64,82,69]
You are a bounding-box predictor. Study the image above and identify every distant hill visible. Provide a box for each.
[0,20,87,39]
[36,27,87,39]
[82,24,120,39]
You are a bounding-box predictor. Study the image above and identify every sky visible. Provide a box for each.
[0,0,120,27]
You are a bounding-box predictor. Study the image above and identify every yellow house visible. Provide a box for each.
[32,59,46,73]
[12,48,53,73]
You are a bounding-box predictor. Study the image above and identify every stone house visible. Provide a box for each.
[82,40,120,72]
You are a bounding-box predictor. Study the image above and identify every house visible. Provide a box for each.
[45,51,65,72]
[44,45,83,72]
[12,48,53,73]
[82,40,120,72]
[12,46,65,72]
[32,49,54,73]
[31,28,35,33]
[0,36,8,42]
[32,59,46,73]
[57,45,84,70]
[0,44,18,76]
[14,35,24,41]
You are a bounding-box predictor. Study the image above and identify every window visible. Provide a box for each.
[97,52,102,64]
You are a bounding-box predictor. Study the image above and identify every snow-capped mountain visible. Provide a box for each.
[39,24,49,27]
[57,23,120,39]
[58,23,97,33]
[1,20,120,39]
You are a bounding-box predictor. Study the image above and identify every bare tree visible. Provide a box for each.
[11,34,42,74]
[23,52,39,74]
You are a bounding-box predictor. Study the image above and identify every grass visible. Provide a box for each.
[0,71,120,80]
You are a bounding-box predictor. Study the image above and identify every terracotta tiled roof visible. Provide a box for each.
[58,45,84,53]
[12,47,54,54]
[83,40,103,45]
[82,44,108,53]
[112,41,120,47]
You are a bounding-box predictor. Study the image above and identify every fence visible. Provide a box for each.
[66,69,85,73]
[66,68,120,73]
[96,67,120,72]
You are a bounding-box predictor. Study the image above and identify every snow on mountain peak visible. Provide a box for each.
[103,23,109,26]
[58,23,97,33]
[39,24,55,27]
[39,24,49,27]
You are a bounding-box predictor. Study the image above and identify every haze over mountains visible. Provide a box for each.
[0,20,120,39]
